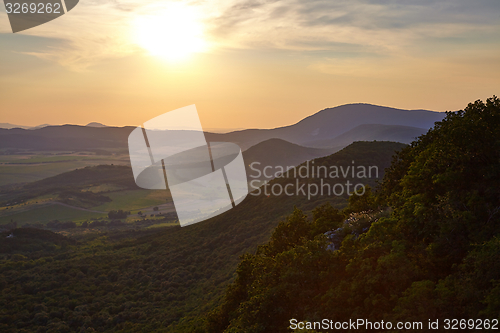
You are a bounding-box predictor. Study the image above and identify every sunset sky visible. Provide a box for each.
[1,0,499,129]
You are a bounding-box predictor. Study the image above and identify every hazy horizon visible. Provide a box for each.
[1,102,449,130]
[2,0,499,129]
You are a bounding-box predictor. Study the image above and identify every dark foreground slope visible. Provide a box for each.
[208,97,500,333]
[0,141,404,332]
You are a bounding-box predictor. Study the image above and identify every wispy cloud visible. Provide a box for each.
[1,0,499,70]
[204,0,500,79]
[1,0,157,69]
[210,0,500,49]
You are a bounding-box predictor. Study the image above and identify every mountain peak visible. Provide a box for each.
[86,122,107,128]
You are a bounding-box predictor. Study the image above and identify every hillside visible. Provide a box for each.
[307,124,427,148]
[207,97,500,333]
[0,165,138,207]
[242,138,338,181]
[0,140,405,332]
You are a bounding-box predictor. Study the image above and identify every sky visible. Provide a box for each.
[1,0,499,129]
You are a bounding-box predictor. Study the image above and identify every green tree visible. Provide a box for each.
[207,96,500,332]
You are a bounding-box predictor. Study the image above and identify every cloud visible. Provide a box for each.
[0,0,159,70]
[0,0,498,69]
[209,0,500,50]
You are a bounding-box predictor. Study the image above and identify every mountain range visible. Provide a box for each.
[307,123,428,148]
[0,104,446,167]
[0,123,53,130]
[0,122,109,130]
[206,103,445,149]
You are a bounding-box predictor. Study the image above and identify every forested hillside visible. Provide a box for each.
[207,97,500,332]
[0,141,402,332]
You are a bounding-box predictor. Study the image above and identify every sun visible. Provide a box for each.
[132,3,207,61]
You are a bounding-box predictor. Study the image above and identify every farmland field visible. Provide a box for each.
[91,189,172,212]
[0,153,130,186]
[0,203,106,225]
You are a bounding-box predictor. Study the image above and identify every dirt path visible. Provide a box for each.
[48,202,108,213]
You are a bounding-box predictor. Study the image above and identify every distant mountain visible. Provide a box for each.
[0,103,446,151]
[307,124,428,148]
[86,122,107,128]
[32,124,52,129]
[0,123,33,130]
[206,103,446,149]
[0,125,134,150]
[0,123,53,130]
[242,138,338,181]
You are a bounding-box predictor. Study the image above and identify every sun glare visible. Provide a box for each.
[133,3,207,61]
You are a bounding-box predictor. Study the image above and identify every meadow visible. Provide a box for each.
[0,155,174,228]
[0,152,130,186]
[0,203,106,225]
[91,189,171,213]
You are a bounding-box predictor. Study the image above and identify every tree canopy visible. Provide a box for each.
[207,96,500,332]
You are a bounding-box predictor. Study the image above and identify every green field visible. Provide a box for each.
[0,162,88,185]
[1,155,100,164]
[84,184,127,193]
[91,190,171,212]
[0,204,106,226]
[0,156,130,186]
[146,221,179,229]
